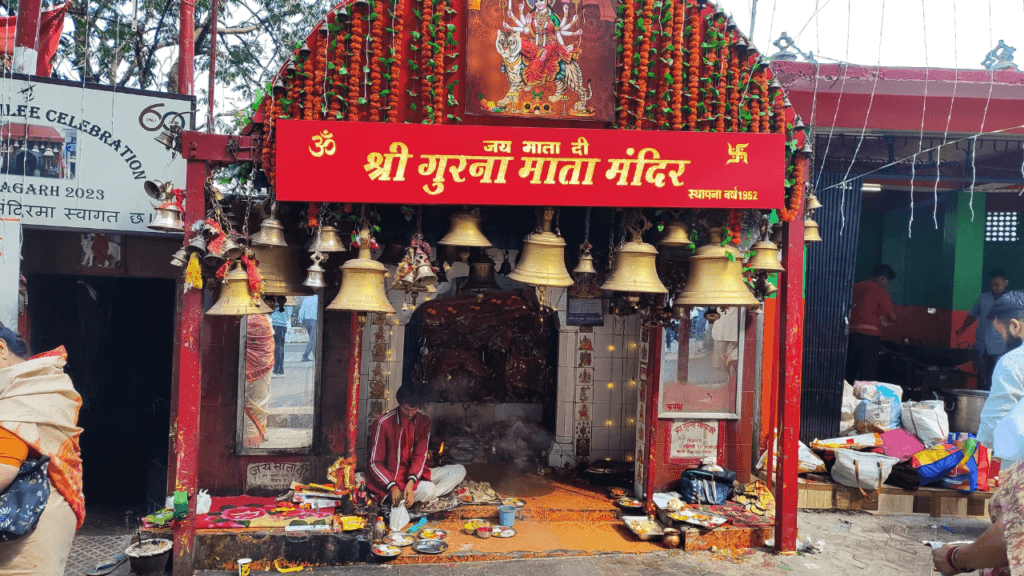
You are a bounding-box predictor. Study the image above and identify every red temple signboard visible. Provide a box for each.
[276,121,785,208]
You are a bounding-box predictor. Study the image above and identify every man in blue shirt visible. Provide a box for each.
[269,297,292,375]
[298,295,318,362]
[956,269,1024,391]
[978,300,1024,449]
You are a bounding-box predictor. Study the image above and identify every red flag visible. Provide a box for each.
[0,4,67,76]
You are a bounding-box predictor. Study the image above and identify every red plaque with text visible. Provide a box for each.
[276,121,784,208]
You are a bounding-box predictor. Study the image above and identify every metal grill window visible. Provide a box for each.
[986,212,1018,242]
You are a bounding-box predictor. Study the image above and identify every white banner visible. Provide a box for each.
[0,218,20,329]
[0,76,192,233]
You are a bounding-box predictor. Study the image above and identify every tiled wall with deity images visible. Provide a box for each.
[550,311,643,471]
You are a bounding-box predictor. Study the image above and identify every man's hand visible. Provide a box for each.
[403,483,415,508]
[390,486,402,507]
[955,326,966,337]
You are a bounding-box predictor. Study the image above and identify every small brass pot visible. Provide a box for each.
[662,528,681,549]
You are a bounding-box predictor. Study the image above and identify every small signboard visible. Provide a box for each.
[668,421,719,461]
[567,297,604,326]
[245,461,312,493]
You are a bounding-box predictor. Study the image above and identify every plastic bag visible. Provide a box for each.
[911,443,962,485]
[874,429,925,462]
[854,382,903,433]
[840,382,859,436]
[942,432,983,493]
[901,400,949,447]
[196,489,211,515]
[756,438,825,474]
[389,503,410,532]
[811,433,883,451]
[830,450,899,490]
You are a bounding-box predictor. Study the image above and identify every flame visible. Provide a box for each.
[439,442,445,455]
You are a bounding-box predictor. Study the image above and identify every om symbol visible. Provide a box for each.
[309,130,337,158]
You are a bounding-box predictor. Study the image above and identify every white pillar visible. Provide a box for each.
[0,219,21,329]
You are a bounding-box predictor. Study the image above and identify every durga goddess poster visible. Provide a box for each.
[466,0,617,121]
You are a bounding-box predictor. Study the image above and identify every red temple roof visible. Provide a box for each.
[0,122,65,143]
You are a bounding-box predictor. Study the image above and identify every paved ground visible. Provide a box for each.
[185,511,990,576]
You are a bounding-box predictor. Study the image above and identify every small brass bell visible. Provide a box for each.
[308,225,347,252]
[207,265,273,316]
[498,249,513,275]
[438,210,492,248]
[804,218,823,243]
[203,249,226,268]
[252,245,313,295]
[221,236,244,261]
[461,251,501,293]
[252,214,288,248]
[303,253,328,289]
[658,218,692,247]
[805,195,823,211]
[170,248,189,267]
[326,228,395,314]
[572,248,597,276]
[764,281,778,297]
[154,131,176,151]
[671,296,687,319]
[414,251,437,287]
[508,207,573,287]
[600,234,668,295]
[747,240,785,272]
[770,224,783,247]
[148,204,184,232]
[676,228,758,307]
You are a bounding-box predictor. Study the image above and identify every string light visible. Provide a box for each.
[969,0,996,217]
[908,0,930,240]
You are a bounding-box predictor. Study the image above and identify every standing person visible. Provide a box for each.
[956,269,1024,391]
[298,295,318,363]
[0,327,84,575]
[978,301,1024,450]
[367,385,466,507]
[845,264,898,384]
[243,314,274,447]
[269,297,291,376]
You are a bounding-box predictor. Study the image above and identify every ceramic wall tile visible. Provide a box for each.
[593,403,611,427]
[593,380,610,405]
[575,367,594,387]
[591,356,612,381]
[592,425,610,452]
[607,428,622,456]
[576,383,592,404]
[591,448,610,462]
[560,334,578,367]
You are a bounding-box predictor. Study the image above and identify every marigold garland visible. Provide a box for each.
[748,68,761,134]
[649,1,664,129]
[700,13,715,131]
[728,38,740,132]
[328,26,345,119]
[759,70,770,133]
[301,46,317,120]
[728,209,743,244]
[634,0,653,128]
[286,67,302,119]
[386,0,405,122]
[714,16,727,133]
[314,32,328,119]
[368,0,385,122]
[347,10,365,121]
[432,0,447,124]
[616,0,636,128]
[261,97,275,189]
[772,88,786,134]
[670,1,684,130]
[420,0,433,122]
[686,2,700,131]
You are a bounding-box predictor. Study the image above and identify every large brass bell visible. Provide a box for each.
[377,242,406,266]
[207,264,273,316]
[658,218,692,247]
[805,195,823,212]
[148,204,184,232]
[676,228,758,307]
[461,251,501,294]
[508,207,573,287]
[252,214,288,247]
[572,248,597,276]
[804,218,823,243]
[438,210,492,248]
[308,225,347,252]
[747,240,785,272]
[600,233,668,295]
[303,253,328,289]
[252,245,312,295]
[326,228,395,314]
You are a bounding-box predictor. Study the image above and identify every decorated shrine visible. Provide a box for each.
[153,0,817,572]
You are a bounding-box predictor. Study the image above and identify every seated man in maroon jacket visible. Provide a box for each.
[367,385,466,507]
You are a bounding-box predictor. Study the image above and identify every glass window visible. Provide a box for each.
[236,295,320,454]
[657,306,744,419]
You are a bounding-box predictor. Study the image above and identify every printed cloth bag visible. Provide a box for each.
[910,443,962,486]
[0,456,50,541]
[942,432,985,493]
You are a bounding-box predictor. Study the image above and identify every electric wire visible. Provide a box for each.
[934,0,959,229]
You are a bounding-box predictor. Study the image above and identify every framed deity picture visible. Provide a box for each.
[466,0,618,122]
[78,233,127,274]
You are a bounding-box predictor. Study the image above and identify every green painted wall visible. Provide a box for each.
[855,211,884,282]
[946,192,986,312]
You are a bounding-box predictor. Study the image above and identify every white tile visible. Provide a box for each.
[593,404,611,427]
[560,334,577,367]
[558,402,574,438]
[591,448,611,462]
[560,323,578,335]
[592,357,612,381]
[592,426,610,451]
[555,434,573,445]
[621,429,637,453]
[608,381,623,406]
[607,428,622,457]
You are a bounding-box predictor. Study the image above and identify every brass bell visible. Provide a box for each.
[438,210,492,248]
[461,251,501,293]
[303,253,328,289]
[203,249,226,268]
[572,248,597,276]
[747,240,785,273]
[252,215,288,247]
[805,195,823,211]
[676,228,758,307]
[154,131,176,151]
[252,245,313,295]
[508,207,573,287]
[498,249,513,275]
[600,233,668,295]
[658,218,692,247]
[170,248,189,267]
[804,218,823,243]
[308,225,347,252]
[326,228,395,314]
[148,204,184,232]
[377,242,406,266]
[770,224,783,247]
[207,265,273,316]
[221,236,244,261]
[764,281,778,297]
[414,251,437,287]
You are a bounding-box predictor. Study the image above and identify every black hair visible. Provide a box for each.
[988,300,1024,323]
[872,264,896,281]
[990,269,1008,280]
[395,384,424,408]
[0,325,29,360]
